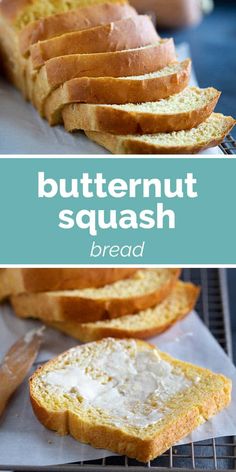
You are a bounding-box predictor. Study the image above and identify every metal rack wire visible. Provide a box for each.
[219,135,236,155]
[1,269,235,472]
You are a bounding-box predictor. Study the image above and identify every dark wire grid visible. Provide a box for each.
[219,135,236,155]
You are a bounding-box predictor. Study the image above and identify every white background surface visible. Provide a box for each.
[0,44,222,155]
[0,306,235,467]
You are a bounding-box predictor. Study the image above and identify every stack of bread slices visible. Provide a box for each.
[0,0,235,154]
[1,268,200,341]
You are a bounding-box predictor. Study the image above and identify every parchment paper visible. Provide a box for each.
[0,43,222,155]
[0,305,235,467]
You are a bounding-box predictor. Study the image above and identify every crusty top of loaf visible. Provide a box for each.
[0,0,30,22]
[0,0,127,29]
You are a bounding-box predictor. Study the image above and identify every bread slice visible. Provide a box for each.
[45,59,191,126]
[86,113,236,154]
[11,268,181,323]
[29,338,232,462]
[63,87,220,135]
[0,268,138,301]
[0,0,125,32]
[30,15,159,69]
[32,40,176,114]
[47,281,200,342]
[19,2,137,56]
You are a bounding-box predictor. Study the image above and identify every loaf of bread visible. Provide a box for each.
[0,268,137,301]
[45,59,191,125]
[29,338,232,462]
[47,281,200,341]
[63,87,220,134]
[86,113,236,154]
[32,40,176,114]
[11,268,181,323]
[0,0,234,153]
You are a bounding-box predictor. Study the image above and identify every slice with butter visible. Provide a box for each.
[30,338,231,462]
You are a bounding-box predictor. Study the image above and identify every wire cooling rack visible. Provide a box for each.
[219,135,236,154]
[1,269,235,472]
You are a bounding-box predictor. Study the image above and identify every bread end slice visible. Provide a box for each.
[29,338,232,462]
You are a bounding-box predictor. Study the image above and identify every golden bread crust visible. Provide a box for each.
[0,0,31,23]
[19,2,133,54]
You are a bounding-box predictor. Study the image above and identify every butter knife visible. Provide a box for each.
[0,327,44,417]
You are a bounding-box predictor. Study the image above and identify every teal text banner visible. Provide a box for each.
[0,157,235,265]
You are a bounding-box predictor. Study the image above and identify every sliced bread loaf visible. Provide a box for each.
[63,87,220,134]
[30,338,232,462]
[11,268,181,323]
[48,281,200,341]
[30,15,159,69]
[19,3,137,56]
[45,60,191,126]
[86,113,236,154]
[32,40,176,114]
[0,268,138,301]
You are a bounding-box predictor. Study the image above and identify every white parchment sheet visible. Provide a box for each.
[0,43,222,155]
[0,305,235,467]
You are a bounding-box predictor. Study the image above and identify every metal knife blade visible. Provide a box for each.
[0,326,45,417]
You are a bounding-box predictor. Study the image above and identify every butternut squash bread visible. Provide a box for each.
[32,40,176,115]
[19,2,136,56]
[86,113,236,154]
[0,0,125,31]
[45,59,191,126]
[0,268,138,301]
[63,86,220,134]
[30,15,158,69]
[47,281,200,341]
[11,268,181,323]
[29,338,232,462]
